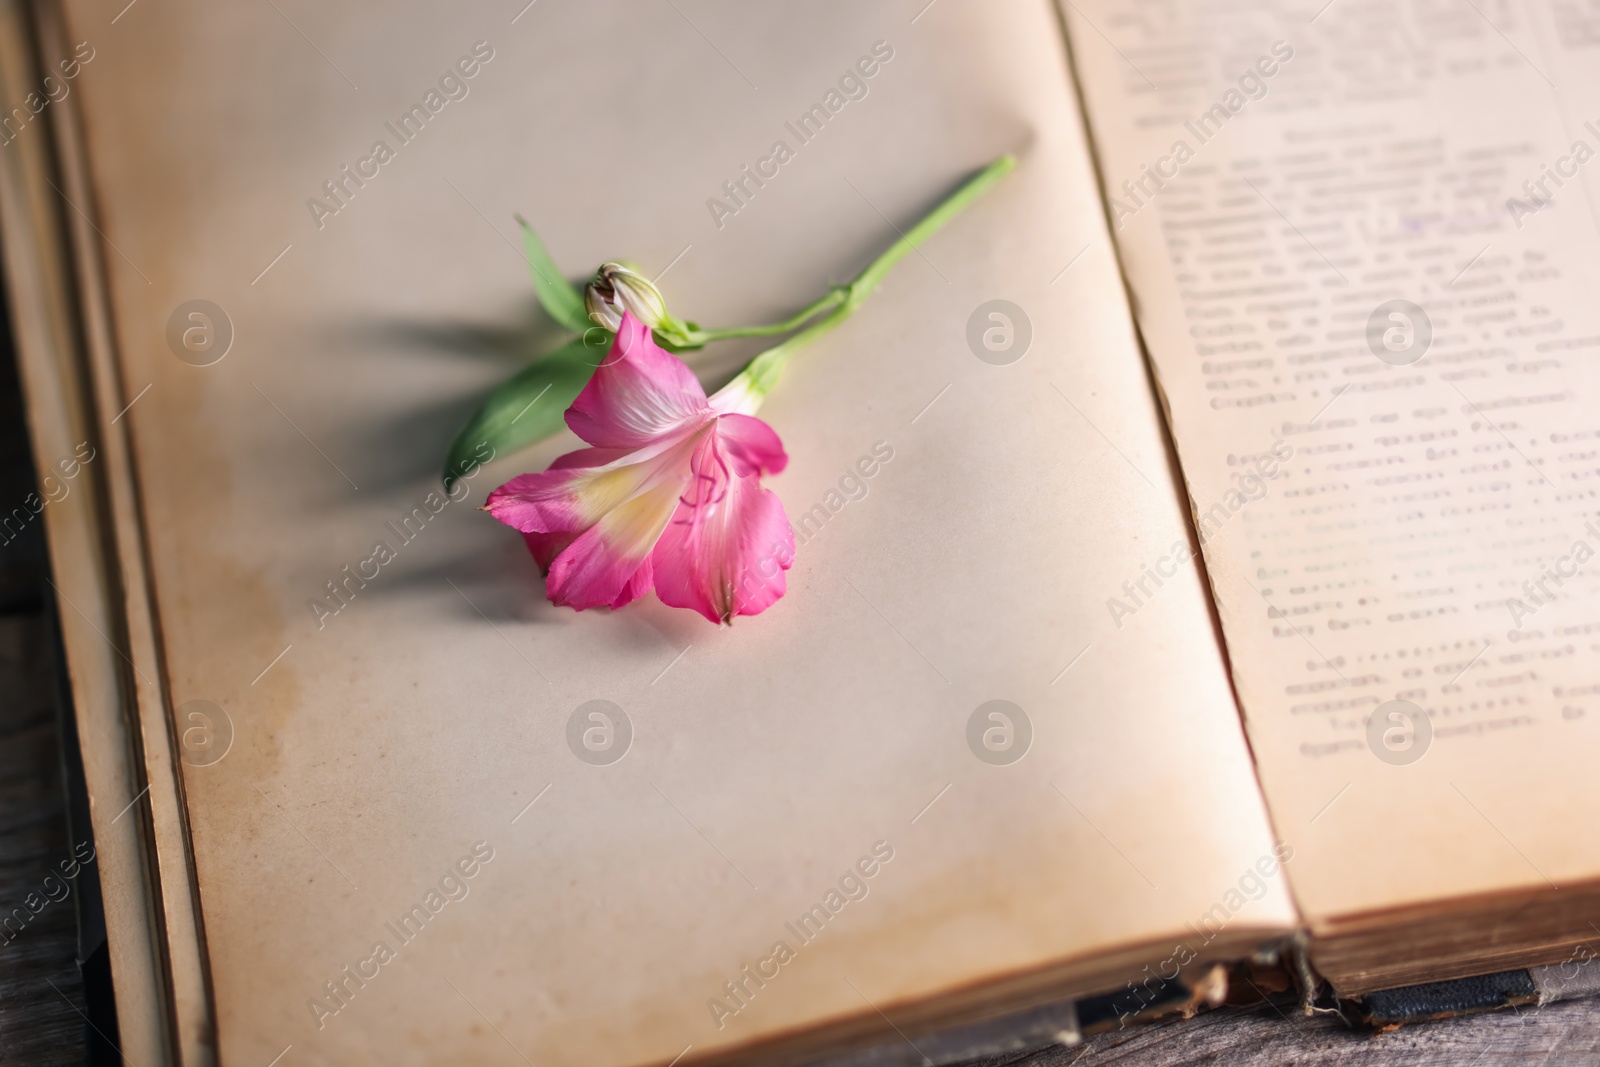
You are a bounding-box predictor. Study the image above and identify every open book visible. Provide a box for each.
[3,0,1599,1062]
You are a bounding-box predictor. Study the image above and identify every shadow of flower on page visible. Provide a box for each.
[324,298,576,500]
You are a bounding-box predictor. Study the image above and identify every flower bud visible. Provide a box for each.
[585,262,668,332]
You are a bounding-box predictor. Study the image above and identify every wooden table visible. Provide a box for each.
[0,612,89,1066]
[0,324,87,1063]
[967,994,1600,1066]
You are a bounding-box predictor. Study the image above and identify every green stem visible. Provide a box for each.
[676,287,849,346]
[721,154,1017,404]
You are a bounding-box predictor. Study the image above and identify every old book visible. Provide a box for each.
[0,0,1595,1064]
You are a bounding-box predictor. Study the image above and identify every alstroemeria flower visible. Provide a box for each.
[484,312,795,623]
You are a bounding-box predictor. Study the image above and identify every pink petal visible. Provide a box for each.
[484,467,590,536]
[544,477,685,610]
[522,530,577,573]
[565,312,711,449]
[485,435,693,536]
[610,557,655,610]
[650,435,795,624]
[716,412,788,477]
[549,446,632,470]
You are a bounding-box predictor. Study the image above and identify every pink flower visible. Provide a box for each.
[484,313,795,623]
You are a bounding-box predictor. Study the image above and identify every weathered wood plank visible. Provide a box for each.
[0,610,87,1063]
[959,994,1600,1067]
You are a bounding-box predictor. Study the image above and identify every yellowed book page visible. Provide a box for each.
[60,0,1292,1063]
[1070,0,1600,929]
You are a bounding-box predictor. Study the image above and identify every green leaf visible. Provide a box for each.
[515,216,591,333]
[443,333,609,490]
